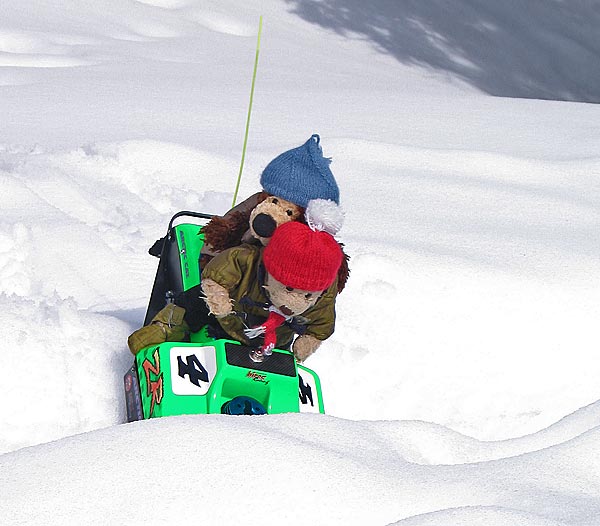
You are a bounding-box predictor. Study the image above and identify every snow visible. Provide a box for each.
[1,1,600,524]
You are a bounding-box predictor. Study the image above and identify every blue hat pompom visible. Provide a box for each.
[260,134,340,208]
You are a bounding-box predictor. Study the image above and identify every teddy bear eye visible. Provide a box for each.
[286,210,293,216]
[271,198,279,205]
[305,293,313,299]
[285,286,294,292]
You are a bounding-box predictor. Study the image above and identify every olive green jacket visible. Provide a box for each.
[201,244,338,349]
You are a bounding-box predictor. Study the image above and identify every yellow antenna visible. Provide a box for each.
[232,15,263,207]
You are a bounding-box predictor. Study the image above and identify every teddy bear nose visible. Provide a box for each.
[252,213,277,238]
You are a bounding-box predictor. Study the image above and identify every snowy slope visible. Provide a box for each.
[1,404,600,525]
[1,1,600,524]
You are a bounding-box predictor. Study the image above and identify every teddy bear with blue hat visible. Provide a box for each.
[200,134,349,292]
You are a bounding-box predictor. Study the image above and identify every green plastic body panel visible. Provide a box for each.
[135,337,325,417]
[175,223,204,291]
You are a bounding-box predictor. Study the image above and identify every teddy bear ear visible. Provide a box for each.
[305,199,344,235]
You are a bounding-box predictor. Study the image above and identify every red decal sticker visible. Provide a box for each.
[142,349,164,417]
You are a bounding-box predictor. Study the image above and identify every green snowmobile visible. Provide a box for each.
[124,212,325,420]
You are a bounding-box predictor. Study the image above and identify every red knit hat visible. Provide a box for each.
[263,221,343,291]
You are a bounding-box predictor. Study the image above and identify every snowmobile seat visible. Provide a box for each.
[143,211,213,325]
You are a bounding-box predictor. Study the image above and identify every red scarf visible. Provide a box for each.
[244,308,287,355]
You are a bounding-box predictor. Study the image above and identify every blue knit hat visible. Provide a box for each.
[260,134,340,208]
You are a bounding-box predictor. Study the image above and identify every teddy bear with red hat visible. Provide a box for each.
[201,203,344,362]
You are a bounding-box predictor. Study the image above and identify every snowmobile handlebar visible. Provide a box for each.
[167,211,214,232]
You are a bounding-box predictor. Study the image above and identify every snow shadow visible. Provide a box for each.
[283,0,600,102]
[100,307,147,330]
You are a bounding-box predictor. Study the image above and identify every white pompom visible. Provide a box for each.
[305,199,344,235]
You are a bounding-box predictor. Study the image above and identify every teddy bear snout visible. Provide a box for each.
[252,213,277,238]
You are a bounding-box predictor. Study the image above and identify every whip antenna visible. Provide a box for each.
[232,15,263,207]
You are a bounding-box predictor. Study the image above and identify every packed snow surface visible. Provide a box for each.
[1,1,599,524]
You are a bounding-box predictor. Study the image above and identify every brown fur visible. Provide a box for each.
[199,192,268,269]
[337,245,350,294]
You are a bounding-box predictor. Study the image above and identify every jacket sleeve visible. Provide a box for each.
[201,246,253,344]
[202,246,246,290]
[302,279,338,341]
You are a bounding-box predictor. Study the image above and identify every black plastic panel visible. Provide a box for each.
[225,343,296,377]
